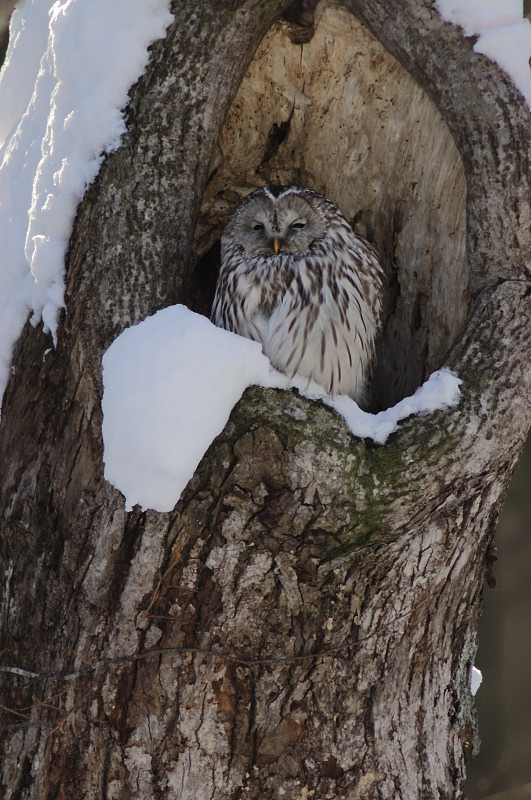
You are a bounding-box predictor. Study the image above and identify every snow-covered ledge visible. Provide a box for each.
[102,305,461,512]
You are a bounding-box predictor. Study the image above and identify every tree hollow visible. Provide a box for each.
[191,1,469,409]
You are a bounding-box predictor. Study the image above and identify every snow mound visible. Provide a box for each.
[102,306,462,512]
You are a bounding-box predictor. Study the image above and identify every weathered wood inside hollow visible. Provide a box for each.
[194,4,468,408]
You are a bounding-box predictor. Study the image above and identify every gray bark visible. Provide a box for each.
[0,1,530,798]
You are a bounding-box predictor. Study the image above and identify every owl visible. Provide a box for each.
[211,186,384,404]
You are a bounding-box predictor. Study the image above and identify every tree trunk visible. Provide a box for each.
[1,1,530,798]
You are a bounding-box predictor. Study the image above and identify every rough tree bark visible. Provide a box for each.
[1,1,530,798]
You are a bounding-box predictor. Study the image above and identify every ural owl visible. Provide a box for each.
[211,186,383,404]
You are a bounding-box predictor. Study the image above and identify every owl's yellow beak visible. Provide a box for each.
[273,237,280,254]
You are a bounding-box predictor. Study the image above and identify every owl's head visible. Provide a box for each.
[222,186,328,257]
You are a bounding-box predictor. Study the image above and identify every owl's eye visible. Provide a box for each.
[290,221,306,230]
[253,223,265,231]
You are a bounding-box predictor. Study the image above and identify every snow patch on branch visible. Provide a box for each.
[436,0,531,108]
[0,0,173,405]
[102,306,461,513]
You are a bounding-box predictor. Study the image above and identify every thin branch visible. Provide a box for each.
[0,580,445,686]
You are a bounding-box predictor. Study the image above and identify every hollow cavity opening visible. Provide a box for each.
[190,1,469,411]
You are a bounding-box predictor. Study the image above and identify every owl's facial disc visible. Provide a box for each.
[234,194,326,256]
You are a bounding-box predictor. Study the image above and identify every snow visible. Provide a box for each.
[102,307,287,512]
[327,369,461,445]
[469,665,483,696]
[0,0,173,403]
[102,306,461,512]
[436,0,531,108]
